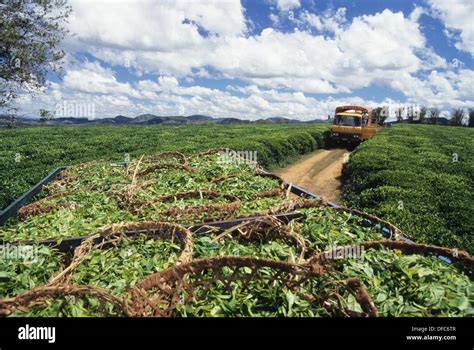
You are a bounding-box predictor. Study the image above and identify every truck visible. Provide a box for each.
[329,105,379,144]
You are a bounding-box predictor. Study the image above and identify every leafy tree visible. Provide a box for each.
[39,108,53,121]
[0,1,71,111]
[395,107,408,123]
[4,113,16,128]
[429,108,440,125]
[419,106,427,123]
[450,108,465,126]
[468,109,474,127]
[371,107,384,125]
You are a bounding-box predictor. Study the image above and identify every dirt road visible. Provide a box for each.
[275,149,350,203]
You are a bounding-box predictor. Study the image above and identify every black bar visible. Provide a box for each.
[0,317,471,346]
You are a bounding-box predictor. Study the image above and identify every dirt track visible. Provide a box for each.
[275,149,350,203]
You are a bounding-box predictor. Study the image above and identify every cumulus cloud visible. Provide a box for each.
[62,61,139,98]
[388,69,474,107]
[427,0,474,56]
[67,5,447,94]
[13,60,401,120]
[67,0,247,52]
[12,1,472,120]
[275,0,301,12]
[299,7,348,34]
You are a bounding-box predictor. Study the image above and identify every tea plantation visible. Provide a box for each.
[342,124,474,253]
[0,123,328,211]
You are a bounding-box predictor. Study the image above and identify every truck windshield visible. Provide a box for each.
[334,115,361,127]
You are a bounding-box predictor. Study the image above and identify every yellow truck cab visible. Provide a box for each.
[330,105,378,143]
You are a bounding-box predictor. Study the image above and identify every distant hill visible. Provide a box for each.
[437,117,449,126]
[131,114,161,124]
[113,115,132,123]
[0,113,329,127]
[255,117,328,124]
[265,117,298,124]
[187,114,214,122]
[216,117,251,124]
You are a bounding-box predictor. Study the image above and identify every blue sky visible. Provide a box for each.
[14,0,474,120]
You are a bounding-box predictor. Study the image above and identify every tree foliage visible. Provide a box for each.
[419,106,427,123]
[39,108,52,121]
[0,0,71,110]
[450,108,465,126]
[429,108,440,125]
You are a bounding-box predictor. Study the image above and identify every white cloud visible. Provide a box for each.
[388,68,474,107]
[417,47,448,70]
[299,8,347,34]
[269,13,280,26]
[209,29,346,92]
[69,7,447,97]
[157,76,179,90]
[62,61,139,98]
[428,0,474,56]
[14,65,401,121]
[11,2,472,120]
[339,10,424,72]
[67,0,246,53]
[275,0,301,12]
[18,65,473,121]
